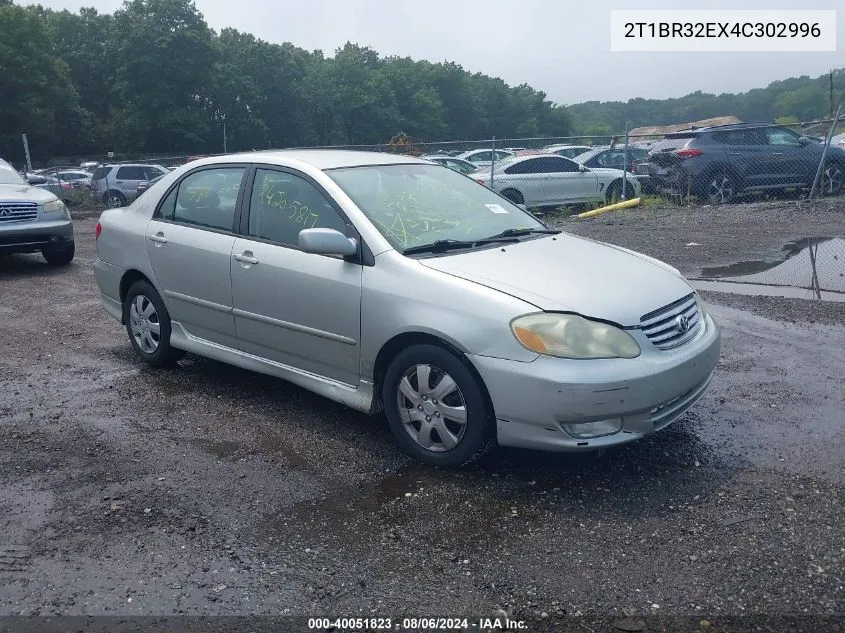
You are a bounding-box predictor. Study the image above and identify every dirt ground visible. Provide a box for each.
[1,198,844,632]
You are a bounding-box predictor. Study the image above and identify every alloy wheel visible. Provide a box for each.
[396,364,468,452]
[129,294,161,354]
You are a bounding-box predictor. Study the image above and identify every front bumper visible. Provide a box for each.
[468,314,721,451]
[0,219,74,255]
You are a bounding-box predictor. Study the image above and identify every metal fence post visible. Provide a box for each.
[490,135,495,186]
[622,121,629,200]
[810,103,842,199]
[22,134,33,173]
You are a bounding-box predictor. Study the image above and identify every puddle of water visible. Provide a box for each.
[691,236,845,302]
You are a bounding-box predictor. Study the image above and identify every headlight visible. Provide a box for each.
[693,291,709,319]
[511,313,641,359]
[43,199,68,217]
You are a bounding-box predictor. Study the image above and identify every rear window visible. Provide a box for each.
[91,167,109,180]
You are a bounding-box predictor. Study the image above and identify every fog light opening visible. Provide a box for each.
[563,418,623,440]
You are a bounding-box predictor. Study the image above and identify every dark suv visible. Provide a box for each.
[644,123,845,204]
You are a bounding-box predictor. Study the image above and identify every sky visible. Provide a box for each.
[28,0,845,104]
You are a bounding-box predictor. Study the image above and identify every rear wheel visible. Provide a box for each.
[382,344,495,468]
[104,190,127,208]
[123,280,185,367]
[500,188,524,205]
[605,179,634,204]
[821,161,844,196]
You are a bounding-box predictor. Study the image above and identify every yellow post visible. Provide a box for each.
[576,197,641,219]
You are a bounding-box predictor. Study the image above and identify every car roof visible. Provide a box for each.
[189,149,429,170]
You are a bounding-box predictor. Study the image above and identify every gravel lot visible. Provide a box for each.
[1,199,844,632]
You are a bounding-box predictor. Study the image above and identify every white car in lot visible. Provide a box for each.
[472,154,640,209]
[456,149,514,169]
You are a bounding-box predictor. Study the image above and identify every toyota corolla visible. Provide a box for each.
[93,150,721,467]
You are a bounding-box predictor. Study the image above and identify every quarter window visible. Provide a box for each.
[247,169,347,247]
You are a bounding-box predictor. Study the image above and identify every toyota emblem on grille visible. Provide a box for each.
[675,314,690,333]
[0,208,10,217]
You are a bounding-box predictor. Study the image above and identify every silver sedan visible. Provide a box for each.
[93,150,720,467]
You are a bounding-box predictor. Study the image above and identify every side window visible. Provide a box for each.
[543,157,580,173]
[469,151,492,162]
[247,169,347,248]
[766,127,801,146]
[116,166,142,180]
[170,167,245,232]
[504,159,542,175]
[144,167,166,180]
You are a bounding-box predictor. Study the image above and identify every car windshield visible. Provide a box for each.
[0,162,26,185]
[326,163,546,252]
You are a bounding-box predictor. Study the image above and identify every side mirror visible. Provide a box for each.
[797,135,813,145]
[578,164,588,172]
[298,228,358,257]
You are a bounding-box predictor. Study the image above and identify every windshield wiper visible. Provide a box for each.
[403,228,560,255]
[473,227,561,244]
[402,239,480,255]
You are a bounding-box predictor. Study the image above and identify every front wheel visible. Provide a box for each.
[123,280,185,367]
[703,172,736,205]
[382,344,495,467]
[42,242,75,266]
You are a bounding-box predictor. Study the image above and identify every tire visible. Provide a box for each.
[702,171,736,205]
[104,190,127,208]
[42,242,75,266]
[123,280,186,367]
[605,179,634,204]
[500,188,524,205]
[382,344,495,468]
[821,161,844,196]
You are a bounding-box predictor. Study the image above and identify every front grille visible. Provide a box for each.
[0,201,38,223]
[640,293,701,350]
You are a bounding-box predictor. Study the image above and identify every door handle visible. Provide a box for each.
[772,152,784,156]
[115,181,124,184]
[233,252,259,265]
[728,152,740,156]
[149,233,167,244]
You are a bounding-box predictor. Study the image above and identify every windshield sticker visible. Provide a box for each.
[485,203,509,214]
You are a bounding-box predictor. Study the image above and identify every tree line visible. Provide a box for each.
[569,69,845,137]
[0,0,571,164]
[2,0,843,166]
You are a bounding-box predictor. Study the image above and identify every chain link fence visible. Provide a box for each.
[22,112,845,214]
[692,237,845,302]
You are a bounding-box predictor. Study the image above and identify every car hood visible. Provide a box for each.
[0,183,59,203]
[417,233,694,327]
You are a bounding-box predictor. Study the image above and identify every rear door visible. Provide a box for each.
[145,166,247,349]
[114,165,146,199]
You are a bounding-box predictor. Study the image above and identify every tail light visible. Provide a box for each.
[675,148,703,158]
[61,182,73,190]
[474,178,486,185]
[95,222,102,240]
